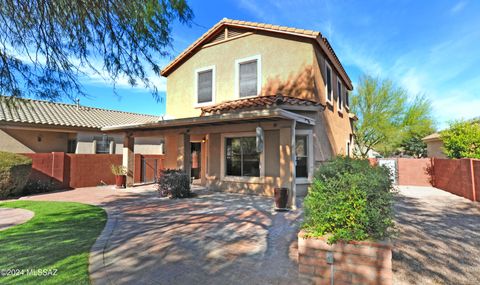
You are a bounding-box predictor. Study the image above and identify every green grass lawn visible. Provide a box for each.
[0,201,106,285]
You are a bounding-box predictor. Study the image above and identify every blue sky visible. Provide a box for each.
[74,0,479,129]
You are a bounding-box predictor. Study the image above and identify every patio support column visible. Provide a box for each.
[279,121,296,209]
[123,133,135,187]
[178,132,191,175]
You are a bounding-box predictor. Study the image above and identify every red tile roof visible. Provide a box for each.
[200,95,322,115]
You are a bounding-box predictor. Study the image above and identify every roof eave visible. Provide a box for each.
[160,19,353,88]
[101,108,315,132]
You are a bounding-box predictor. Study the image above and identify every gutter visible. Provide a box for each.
[101,108,315,132]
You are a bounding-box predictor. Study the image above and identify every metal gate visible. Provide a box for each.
[141,157,158,183]
[377,158,398,185]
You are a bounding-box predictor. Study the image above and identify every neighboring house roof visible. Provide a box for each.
[422,132,441,142]
[0,96,160,129]
[200,95,322,115]
[160,18,353,90]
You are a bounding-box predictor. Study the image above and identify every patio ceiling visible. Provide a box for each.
[101,108,315,132]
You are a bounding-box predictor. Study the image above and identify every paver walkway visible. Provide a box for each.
[0,208,34,231]
[394,186,480,285]
[22,186,302,285]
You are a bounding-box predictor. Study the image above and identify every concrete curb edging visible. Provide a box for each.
[89,209,120,285]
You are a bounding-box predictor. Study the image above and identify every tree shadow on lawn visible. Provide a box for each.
[393,193,480,285]
[0,201,106,285]
[93,191,302,285]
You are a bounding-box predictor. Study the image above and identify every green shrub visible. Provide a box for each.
[0,151,32,198]
[441,119,480,159]
[303,157,395,244]
[156,169,192,199]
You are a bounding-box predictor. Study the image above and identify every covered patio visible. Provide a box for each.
[103,100,319,208]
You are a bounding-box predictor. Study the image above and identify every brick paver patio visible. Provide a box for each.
[21,185,302,285]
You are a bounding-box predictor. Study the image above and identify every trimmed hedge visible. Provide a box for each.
[303,157,395,244]
[0,151,32,198]
[156,169,192,199]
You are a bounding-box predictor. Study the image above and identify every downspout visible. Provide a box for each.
[291,120,297,210]
[470,159,477,202]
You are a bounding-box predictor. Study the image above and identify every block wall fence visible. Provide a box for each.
[23,152,165,189]
[372,157,479,202]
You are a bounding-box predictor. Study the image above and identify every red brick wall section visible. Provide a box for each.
[24,153,122,189]
[433,158,475,201]
[298,231,392,285]
[397,158,433,186]
[23,153,62,187]
[473,160,480,202]
[67,154,122,188]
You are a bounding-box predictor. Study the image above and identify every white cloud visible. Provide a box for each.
[451,1,467,14]
[237,0,273,22]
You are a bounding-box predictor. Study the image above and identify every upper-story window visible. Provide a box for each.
[236,55,261,98]
[325,63,333,103]
[337,79,343,112]
[195,66,215,106]
[345,89,349,109]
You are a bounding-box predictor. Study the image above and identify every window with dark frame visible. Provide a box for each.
[239,60,258,97]
[225,137,260,177]
[345,89,349,108]
[337,80,343,110]
[95,135,112,154]
[197,69,213,104]
[326,65,332,102]
[67,139,77,153]
[295,135,308,178]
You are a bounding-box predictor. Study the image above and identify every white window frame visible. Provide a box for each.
[194,65,216,107]
[337,78,343,113]
[325,62,333,105]
[220,132,265,183]
[295,129,314,184]
[235,55,262,99]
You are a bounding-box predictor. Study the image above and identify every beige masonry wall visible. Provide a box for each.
[165,31,354,158]
[426,139,447,158]
[166,32,315,118]
[0,127,164,155]
[76,132,124,154]
[0,128,69,153]
[312,46,354,157]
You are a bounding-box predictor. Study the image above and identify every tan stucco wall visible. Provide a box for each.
[0,128,68,153]
[76,132,124,154]
[312,46,354,158]
[166,33,315,118]
[426,139,447,158]
[134,137,164,154]
[165,32,353,160]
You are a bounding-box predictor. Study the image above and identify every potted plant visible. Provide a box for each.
[110,164,127,189]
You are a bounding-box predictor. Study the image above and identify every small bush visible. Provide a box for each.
[303,157,395,244]
[23,179,59,195]
[0,152,32,198]
[156,169,191,199]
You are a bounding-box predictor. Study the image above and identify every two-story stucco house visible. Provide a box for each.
[103,19,356,207]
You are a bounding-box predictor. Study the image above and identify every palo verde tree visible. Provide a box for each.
[0,0,193,102]
[351,75,435,158]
